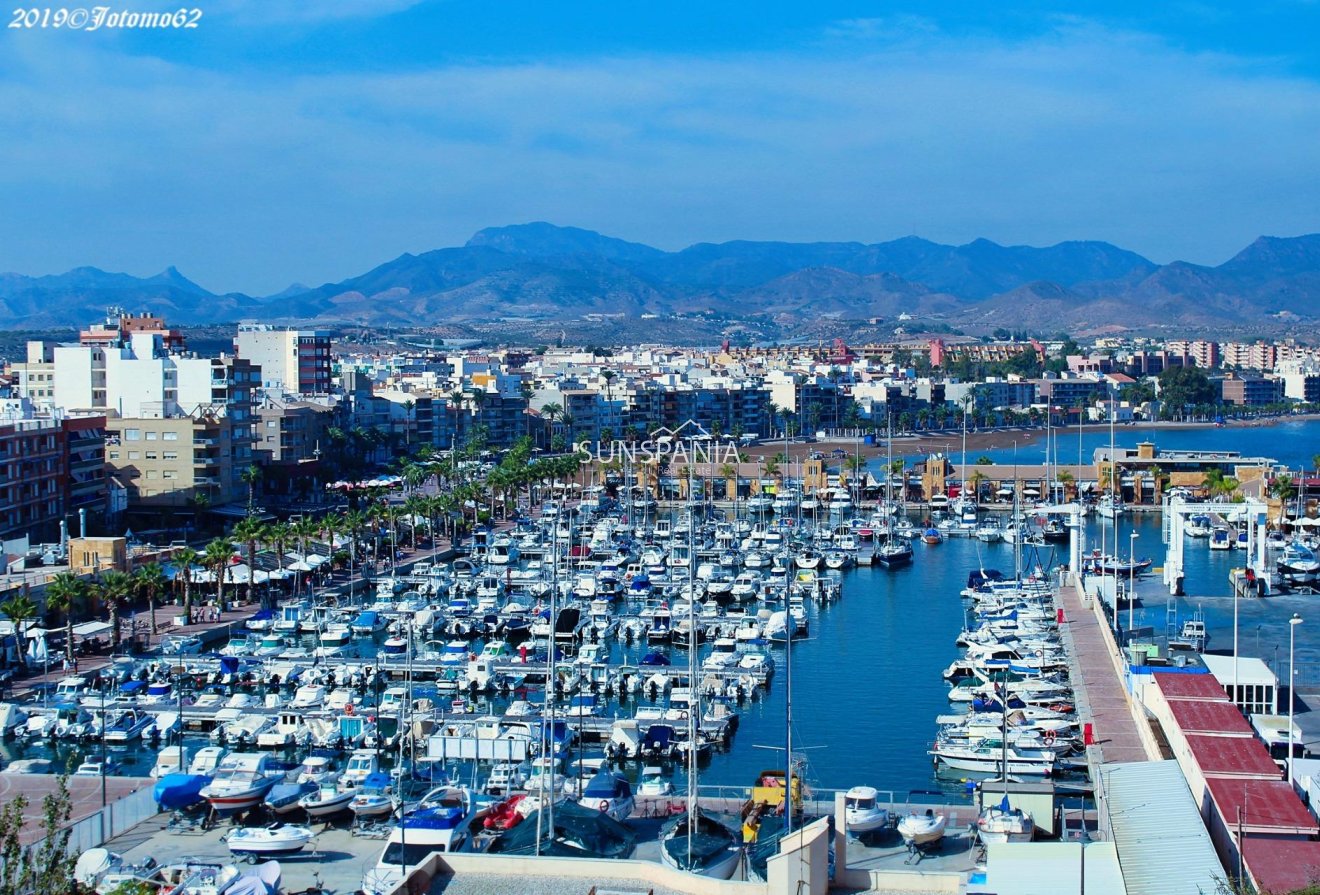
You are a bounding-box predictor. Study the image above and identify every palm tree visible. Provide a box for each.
[0,591,38,664]
[134,562,167,635]
[1270,473,1298,525]
[240,464,263,517]
[96,570,133,652]
[233,518,267,608]
[44,572,85,664]
[267,521,292,577]
[172,546,200,624]
[202,538,235,613]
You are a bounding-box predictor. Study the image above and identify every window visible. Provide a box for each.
[146,470,158,480]
[125,429,141,441]
[163,432,178,441]
[163,451,178,460]
[146,452,158,460]
[128,451,140,460]
[266,420,277,429]
[108,451,120,460]
[163,470,176,480]
[146,431,158,441]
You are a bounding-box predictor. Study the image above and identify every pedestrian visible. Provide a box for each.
[62,656,70,673]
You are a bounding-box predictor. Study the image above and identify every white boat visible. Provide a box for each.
[225,824,315,858]
[298,783,355,818]
[341,749,380,788]
[897,810,946,848]
[149,744,191,778]
[844,785,890,834]
[189,745,229,776]
[637,765,673,797]
[360,799,472,895]
[199,753,284,814]
[575,769,635,822]
[977,795,1035,844]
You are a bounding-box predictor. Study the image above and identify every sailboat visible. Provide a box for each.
[659,465,742,880]
[975,687,1035,843]
[877,418,914,568]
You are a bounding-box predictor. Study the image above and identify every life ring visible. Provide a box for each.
[598,800,610,813]
[345,703,355,716]
[1042,730,1057,746]
[677,710,690,721]
[1035,649,1044,658]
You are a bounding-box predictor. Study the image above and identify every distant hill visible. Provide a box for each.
[3,224,1318,333]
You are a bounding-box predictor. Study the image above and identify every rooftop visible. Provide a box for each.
[1167,700,1255,737]
[1204,778,1319,836]
[1153,671,1230,702]
[1185,734,1281,779]
[1100,761,1224,895]
[1241,836,1320,894]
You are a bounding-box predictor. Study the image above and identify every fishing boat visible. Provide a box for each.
[844,785,890,834]
[225,823,316,859]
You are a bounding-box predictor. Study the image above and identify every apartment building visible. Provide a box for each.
[235,324,333,393]
[0,400,107,542]
[1220,373,1284,407]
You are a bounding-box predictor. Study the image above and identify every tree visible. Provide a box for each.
[134,562,167,635]
[0,591,37,662]
[240,464,263,517]
[202,538,235,613]
[172,546,200,624]
[95,570,133,652]
[43,572,85,664]
[1270,473,1298,523]
[1158,366,1219,415]
[233,518,267,609]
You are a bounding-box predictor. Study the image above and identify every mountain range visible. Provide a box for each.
[3,223,1318,335]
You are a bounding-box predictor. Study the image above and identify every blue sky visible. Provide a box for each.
[2,1,1319,295]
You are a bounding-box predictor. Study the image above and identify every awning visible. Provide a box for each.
[71,621,113,639]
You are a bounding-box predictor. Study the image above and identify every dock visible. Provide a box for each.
[1056,574,1161,768]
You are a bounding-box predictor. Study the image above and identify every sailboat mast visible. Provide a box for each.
[687,460,697,860]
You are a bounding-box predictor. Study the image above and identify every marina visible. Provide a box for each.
[3,421,1320,893]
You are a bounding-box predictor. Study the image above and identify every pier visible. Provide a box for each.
[1056,574,1161,768]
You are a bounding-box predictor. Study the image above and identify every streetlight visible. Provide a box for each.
[1290,614,1303,786]
[1128,532,1139,647]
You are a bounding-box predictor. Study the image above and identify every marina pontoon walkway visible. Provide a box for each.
[1058,580,1157,766]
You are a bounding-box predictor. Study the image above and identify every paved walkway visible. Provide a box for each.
[1057,579,1154,765]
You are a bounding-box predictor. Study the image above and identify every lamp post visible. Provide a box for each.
[1290,614,1303,786]
[1127,532,1138,647]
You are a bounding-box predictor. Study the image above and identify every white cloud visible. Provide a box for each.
[0,22,1317,294]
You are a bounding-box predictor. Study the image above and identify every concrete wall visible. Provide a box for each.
[767,816,829,895]
[833,794,964,894]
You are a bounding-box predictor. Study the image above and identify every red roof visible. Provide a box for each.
[1242,837,1320,894]
[1155,672,1230,702]
[1185,734,1281,778]
[1205,778,1318,835]
[1168,700,1254,737]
